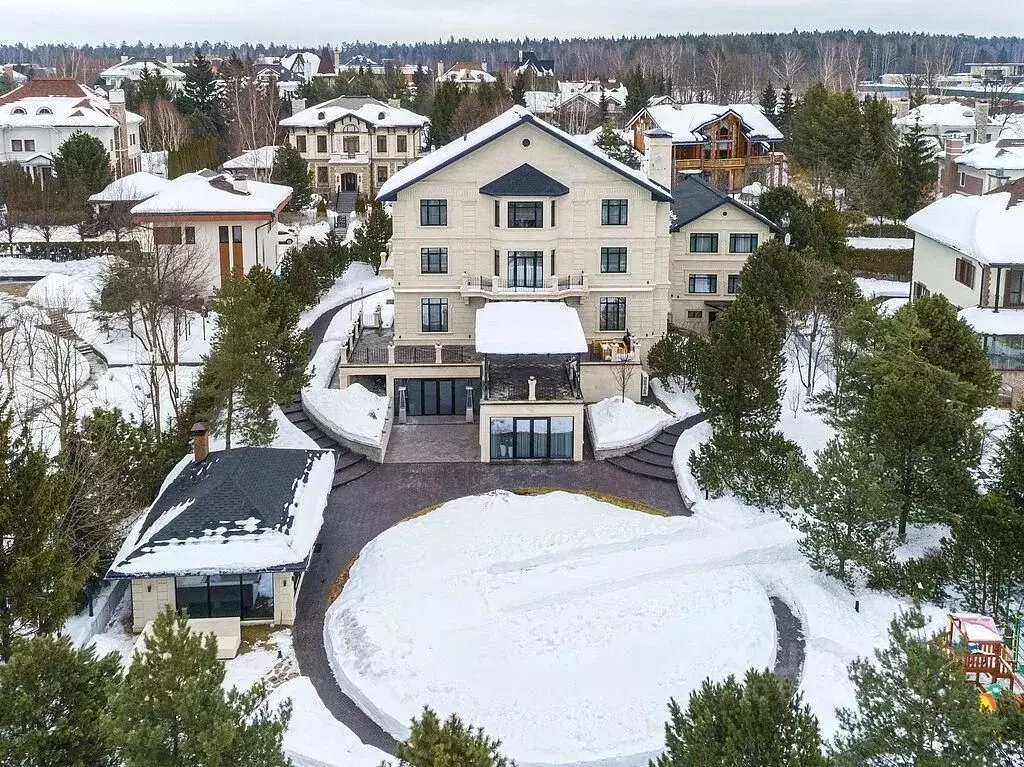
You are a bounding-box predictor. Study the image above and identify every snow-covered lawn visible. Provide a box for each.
[300,263,391,328]
[650,377,700,418]
[26,271,103,309]
[846,237,913,250]
[0,255,110,279]
[303,384,389,447]
[587,396,675,451]
[854,277,910,299]
[70,310,215,366]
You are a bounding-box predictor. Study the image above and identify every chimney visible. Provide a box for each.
[643,128,674,190]
[190,422,209,462]
[387,97,401,108]
[894,98,910,120]
[975,100,990,144]
[165,54,173,65]
[481,60,488,73]
[232,178,250,194]
[527,376,537,401]
[437,60,445,77]
[946,136,964,157]
[291,97,306,114]
[108,89,128,178]
[120,54,128,64]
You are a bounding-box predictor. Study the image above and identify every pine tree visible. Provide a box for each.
[897,116,938,218]
[0,402,86,659]
[738,239,814,330]
[796,436,897,586]
[652,669,827,767]
[245,265,311,396]
[198,274,294,448]
[53,131,113,197]
[511,72,526,107]
[111,607,291,767]
[428,81,461,147]
[137,64,173,105]
[176,51,224,131]
[0,634,120,767]
[859,94,896,158]
[834,606,999,765]
[858,155,903,234]
[272,141,313,211]
[351,201,392,274]
[623,65,651,119]
[996,409,1024,508]
[758,79,778,123]
[593,124,641,170]
[778,84,794,132]
[390,706,513,767]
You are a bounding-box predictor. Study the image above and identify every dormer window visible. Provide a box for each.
[36,107,52,115]
[317,111,326,120]
[378,111,386,120]
[11,107,26,115]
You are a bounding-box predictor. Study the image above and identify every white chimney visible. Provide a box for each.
[108,88,125,106]
[644,128,674,190]
[894,98,910,120]
[975,100,990,143]
[165,54,174,65]
[120,55,129,64]
[481,60,488,73]
[437,60,445,77]
[291,97,306,114]
[232,178,250,194]
[527,376,537,401]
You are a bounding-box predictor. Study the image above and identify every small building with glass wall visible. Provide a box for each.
[107,435,335,632]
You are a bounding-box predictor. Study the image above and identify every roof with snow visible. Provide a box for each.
[959,306,1024,336]
[107,447,335,578]
[630,103,783,145]
[280,96,428,129]
[510,51,554,77]
[475,301,588,355]
[437,62,497,85]
[894,102,979,131]
[99,57,186,81]
[223,145,280,172]
[281,51,320,78]
[906,178,1024,266]
[670,174,781,233]
[377,106,672,203]
[956,138,1024,172]
[131,170,292,216]
[479,163,569,197]
[89,171,171,203]
[0,79,143,128]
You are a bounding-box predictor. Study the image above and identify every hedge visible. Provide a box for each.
[841,247,913,281]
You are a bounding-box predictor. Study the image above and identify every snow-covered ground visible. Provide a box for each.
[302,384,389,447]
[303,283,394,389]
[69,310,215,366]
[587,396,675,451]
[854,277,910,299]
[649,377,700,418]
[299,263,392,328]
[846,236,914,250]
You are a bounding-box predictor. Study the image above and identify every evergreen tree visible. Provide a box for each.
[136,64,173,105]
[272,141,313,211]
[428,81,461,147]
[390,707,513,767]
[897,116,938,218]
[652,669,827,767]
[0,634,120,767]
[594,124,641,170]
[198,275,294,448]
[176,51,224,132]
[796,436,896,586]
[738,240,814,330]
[53,131,113,197]
[111,607,291,767]
[778,84,794,132]
[859,94,896,158]
[510,72,526,107]
[623,65,651,119]
[996,408,1024,508]
[351,201,392,274]
[788,84,832,190]
[0,401,85,659]
[856,155,903,233]
[755,184,808,231]
[245,265,311,396]
[758,79,778,123]
[834,607,999,766]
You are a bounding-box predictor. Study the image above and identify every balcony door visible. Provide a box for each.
[507,251,544,289]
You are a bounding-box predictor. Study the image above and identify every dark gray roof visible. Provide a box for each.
[669,174,782,233]
[485,355,582,401]
[107,447,331,577]
[479,163,569,197]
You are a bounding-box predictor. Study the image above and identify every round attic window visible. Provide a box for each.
[36,107,52,115]
[11,107,26,115]
[521,138,531,147]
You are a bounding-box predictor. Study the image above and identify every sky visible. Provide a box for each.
[3,0,1023,45]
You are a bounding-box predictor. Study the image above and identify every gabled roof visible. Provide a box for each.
[437,62,497,85]
[89,171,170,203]
[630,103,783,145]
[669,174,782,232]
[279,96,428,129]
[377,106,672,203]
[131,170,291,216]
[957,138,1024,171]
[106,447,335,578]
[479,163,569,197]
[512,51,555,77]
[0,77,90,105]
[99,57,185,80]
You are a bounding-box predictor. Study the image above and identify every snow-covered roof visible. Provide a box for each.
[950,613,1004,643]
[377,106,672,203]
[959,307,1024,336]
[89,171,170,203]
[895,102,978,131]
[475,301,588,355]
[436,62,497,85]
[99,57,186,81]
[632,103,783,144]
[0,79,143,128]
[131,170,292,216]
[223,145,280,172]
[957,139,1024,172]
[107,447,335,578]
[511,51,554,77]
[524,90,558,114]
[280,96,428,129]
[281,51,321,77]
[906,183,1024,266]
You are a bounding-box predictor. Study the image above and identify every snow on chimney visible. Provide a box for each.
[165,54,173,65]
[120,55,129,64]
[527,376,537,401]
[232,178,250,194]
[191,422,209,462]
[437,60,445,77]
[481,60,488,73]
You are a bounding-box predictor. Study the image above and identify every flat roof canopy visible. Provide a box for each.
[475,301,588,355]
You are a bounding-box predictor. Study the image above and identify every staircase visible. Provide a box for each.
[281,395,376,488]
[606,414,707,483]
[334,191,359,219]
[45,310,108,387]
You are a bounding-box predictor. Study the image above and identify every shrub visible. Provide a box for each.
[841,248,913,280]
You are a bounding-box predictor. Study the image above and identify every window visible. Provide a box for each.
[551,199,556,227]
[316,135,328,153]
[508,201,544,228]
[913,281,931,299]
[420,247,448,273]
[690,233,719,253]
[343,136,359,154]
[23,139,34,152]
[727,274,742,293]
[232,225,242,244]
[1006,270,1024,307]
[600,247,627,273]
[551,248,556,276]
[958,171,967,187]
[601,199,628,225]
[397,134,408,153]
[687,310,703,319]
[507,251,544,288]
[377,135,387,153]
[377,165,388,183]
[494,199,500,227]
[420,199,447,226]
[295,135,307,153]
[316,166,328,183]
[184,226,196,245]
[490,416,574,460]
[36,107,52,115]
[421,298,448,332]
[10,139,22,152]
[174,574,274,621]
[729,233,759,254]
[494,249,500,276]
[130,133,136,145]
[599,297,626,331]
[688,274,718,293]
[954,257,976,288]
[10,107,25,115]
[153,226,182,245]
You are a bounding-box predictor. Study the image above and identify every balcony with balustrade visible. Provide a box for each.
[459,271,588,300]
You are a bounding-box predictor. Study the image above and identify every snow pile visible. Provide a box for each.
[650,377,701,418]
[299,263,391,328]
[0,254,109,279]
[475,301,588,354]
[854,277,910,299]
[846,237,914,250]
[303,384,389,447]
[587,396,675,451]
[26,272,99,310]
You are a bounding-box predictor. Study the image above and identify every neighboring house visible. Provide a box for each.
[942,138,1024,196]
[435,61,497,87]
[552,87,628,133]
[666,174,781,333]
[106,426,335,631]
[0,78,143,181]
[130,169,292,294]
[906,178,1024,395]
[505,50,555,89]
[99,55,187,92]
[279,97,428,204]
[2,65,28,88]
[88,170,169,211]
[627,103,784,193]
[338,54,387,75]
[279,51,320,82]
[253,63,303,98]
[222,145,280,181]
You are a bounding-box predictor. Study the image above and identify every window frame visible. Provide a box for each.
[376,165,388,183]
[10,139,22,152]
[184,226,196,245]
[396,134,408,153]
[688,273,719,294]
[728,233,759,254]
[507,200,544,228]
[376,135,388,153]
[599,296,626,331]
[316,134,328,153]
[686,310,704,319]
[153,226,182,246]
[600,247,628,274]
[420,247,449,274]
[601,198,628,226]
[727,274,742,294]
[295,134,307,153]
[420,199,448,226]
[342,136,359,154]
[316,166,328,183]
[23,139,35,152]
[420,297,449,332]
[954,257,976,288]
[689,233,719,253]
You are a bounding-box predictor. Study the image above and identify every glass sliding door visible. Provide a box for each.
[490,416,574,460]
[490,417,514,459]
[395,378,481,417]
[508,251,544,288]
[174,573,275,621]
[549,416,574,459]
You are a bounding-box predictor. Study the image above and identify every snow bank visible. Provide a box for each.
[0,255,108,279]
[855,277,910,299]
[650,377,700,418]
[26,272,99,310]
[302,384,389,448]
[587,396,674,452]
[306,341,345,390]
[846,237,913,250]
[70,310,214,366]
[299,263,391,328]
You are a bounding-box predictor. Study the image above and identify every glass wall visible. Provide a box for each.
[983,335,1024,371]
[174,573,276,621]
[490,416,574,460]
[395,378,481,417]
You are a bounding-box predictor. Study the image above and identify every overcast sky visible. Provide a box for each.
[4,0,1023,46]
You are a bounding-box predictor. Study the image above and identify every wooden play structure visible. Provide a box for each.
[947,613,1024,708]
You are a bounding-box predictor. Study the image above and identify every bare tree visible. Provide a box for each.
[609,358,638,403]
[841,41,864,91]
[771,48,806,90]
[138,96,190,152]
[223,57,281,158]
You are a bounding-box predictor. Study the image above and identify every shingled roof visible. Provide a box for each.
[479,163,569,197]
[670,174,781,232]
[0,77,90,105]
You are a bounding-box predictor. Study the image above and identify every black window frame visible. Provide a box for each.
[551,199,556,227]
[600,247,628,274]
[599,297,626,331]
[727,274,742,293]
[174,573,274,621]
[690,233,719,253]
[420,199,448,226]
[420,247,449,274]
[494,249,500,276]
[295,135,307,153]
[184,225,196,245]
[376,134,388,153]
[10,139,22,152]
[377,165,388,183]
[688,273,718,293]
[729,233,759,254]
[316,134,328,153]
[396,134,408,153]
[507,200,544,228]
[342,136,359,154]
[489,416,574,460]
[421,297,449,332]
[601,199,628,226]
[687,310,704,319]
[494,199,500,227]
